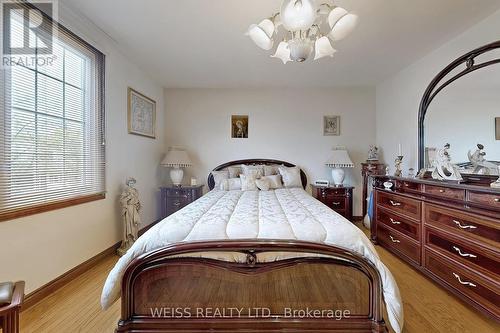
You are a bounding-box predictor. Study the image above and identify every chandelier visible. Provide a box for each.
[246,0,358,64]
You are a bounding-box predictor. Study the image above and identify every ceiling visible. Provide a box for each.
[62,0,500,88]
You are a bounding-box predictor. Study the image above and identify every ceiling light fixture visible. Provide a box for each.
[246,0,358,64]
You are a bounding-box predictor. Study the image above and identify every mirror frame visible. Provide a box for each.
[418,40,500,170]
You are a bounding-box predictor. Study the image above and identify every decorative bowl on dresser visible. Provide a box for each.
[160,185,204,218]
[311,185,354,221]
[371,175,500,321]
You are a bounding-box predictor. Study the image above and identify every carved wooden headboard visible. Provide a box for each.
[207,159,307,190]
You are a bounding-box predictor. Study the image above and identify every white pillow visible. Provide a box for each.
[264,164,279,176]
[240,174,258,191]
[242,164,264,178]
[211,170,229,189]
[255,178,271,191]
[220,178,242,191]
[228,166,242,178]
[261,175,283,189]
[278,166,302,188]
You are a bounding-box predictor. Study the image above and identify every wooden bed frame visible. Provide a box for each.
[116,159,388,333]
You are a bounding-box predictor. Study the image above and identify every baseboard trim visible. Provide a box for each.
[22,218,162,311]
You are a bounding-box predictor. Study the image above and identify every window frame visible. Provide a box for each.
[0,5,106,222]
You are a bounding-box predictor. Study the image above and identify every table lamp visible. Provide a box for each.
[326,146,354,186]
[161,147,192,186]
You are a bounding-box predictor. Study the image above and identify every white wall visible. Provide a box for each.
[376,9,500,173]
[164,88,376,217]
[0,3,166,293]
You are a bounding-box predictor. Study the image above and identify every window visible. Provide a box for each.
[0,6,105,221]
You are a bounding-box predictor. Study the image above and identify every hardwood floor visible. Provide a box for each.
[20,238,500,332]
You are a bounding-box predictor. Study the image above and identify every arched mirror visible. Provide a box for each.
[418,41,500,181]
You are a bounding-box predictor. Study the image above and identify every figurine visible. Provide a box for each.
[468,144,497,175]
[431,143,463,181]
[491,166,500,188]
[394,156,403,177]
[367,145,379,161]
[408,168,415,178]
[117,178,142,256]
[385,166,390,176]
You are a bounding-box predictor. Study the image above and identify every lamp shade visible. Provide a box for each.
[280,0,317,31]
[271,41,292,64]
[161,147,192,167]
[326,148,354,168]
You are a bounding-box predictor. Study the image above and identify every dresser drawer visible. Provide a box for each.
[424,249,500,319]
[317,187,347,198]
[378,224,420,265]
[468,191,500,210]
[424,184,465,201]
[376,191,421,220]
[377,207,420,240]
[396,180,421,191]
[424,203,500,245]
[425,227,500,278]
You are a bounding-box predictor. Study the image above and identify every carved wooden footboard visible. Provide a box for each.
[116,239,388,332]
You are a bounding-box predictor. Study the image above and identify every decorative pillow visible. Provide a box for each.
[242,164,265,179]
[261,175,283,189]
[228,166,243,178]
[255,178,271,191]
[264,164,279,176]
[211,170,229,190]
[278,166,302,188]
[240,174,258,191]
[220,178,242,191]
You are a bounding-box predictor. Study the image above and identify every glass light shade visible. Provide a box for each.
[314,36,336,60]
[329,13,358,41]
[280,0,317,31]
[288,38,313,62]
[271,41,292,64]
[327,7,348,28]
[246,19,275,50]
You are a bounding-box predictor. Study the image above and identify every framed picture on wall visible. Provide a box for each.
[231,115,249,138]
[324,115,340,136]
[128,87,156,138]
[496,117,500,140]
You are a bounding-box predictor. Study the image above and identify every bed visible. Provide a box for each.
[102,159,403,333]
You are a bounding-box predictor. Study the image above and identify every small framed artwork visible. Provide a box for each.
[496,117,500,140]
[128,87,156,138]
[231,115,248,138]
[324,115,340,136]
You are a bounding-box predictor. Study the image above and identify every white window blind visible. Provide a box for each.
[0,7,105,221]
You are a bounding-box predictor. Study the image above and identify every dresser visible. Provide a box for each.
[371,176,500,321]
[311,185,354,221]
[160,185,204,218]
[361,162,386,217]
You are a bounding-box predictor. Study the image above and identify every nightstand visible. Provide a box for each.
[160,185,204,218]
[311,185,354,221]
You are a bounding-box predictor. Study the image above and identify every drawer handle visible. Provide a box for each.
[452,246,477,258]
[453,220,477,230]
[389,218,401,225]
[452,273,476,288]
[332,202,341,205]
[173,201,181,207]
[389,235,400,243]
[494,198,499,203]
[389,200,401,206]
[439,189,445,193]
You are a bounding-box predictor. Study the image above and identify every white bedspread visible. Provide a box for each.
[101,188,403,332]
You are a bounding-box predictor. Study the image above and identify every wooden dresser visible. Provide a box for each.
[311,185,354,221]
[371,176,500,321]
[160,185,204,218]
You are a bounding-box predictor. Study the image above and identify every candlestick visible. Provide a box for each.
[398,143,402,156]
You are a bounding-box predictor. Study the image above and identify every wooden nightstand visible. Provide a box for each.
[311,185,354,221]
[160,185,204,218]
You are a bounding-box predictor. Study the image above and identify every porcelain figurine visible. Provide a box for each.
[394,156,403,177]
[468,144,497,175]
[117,178,142,256]
[431,144,463,181]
